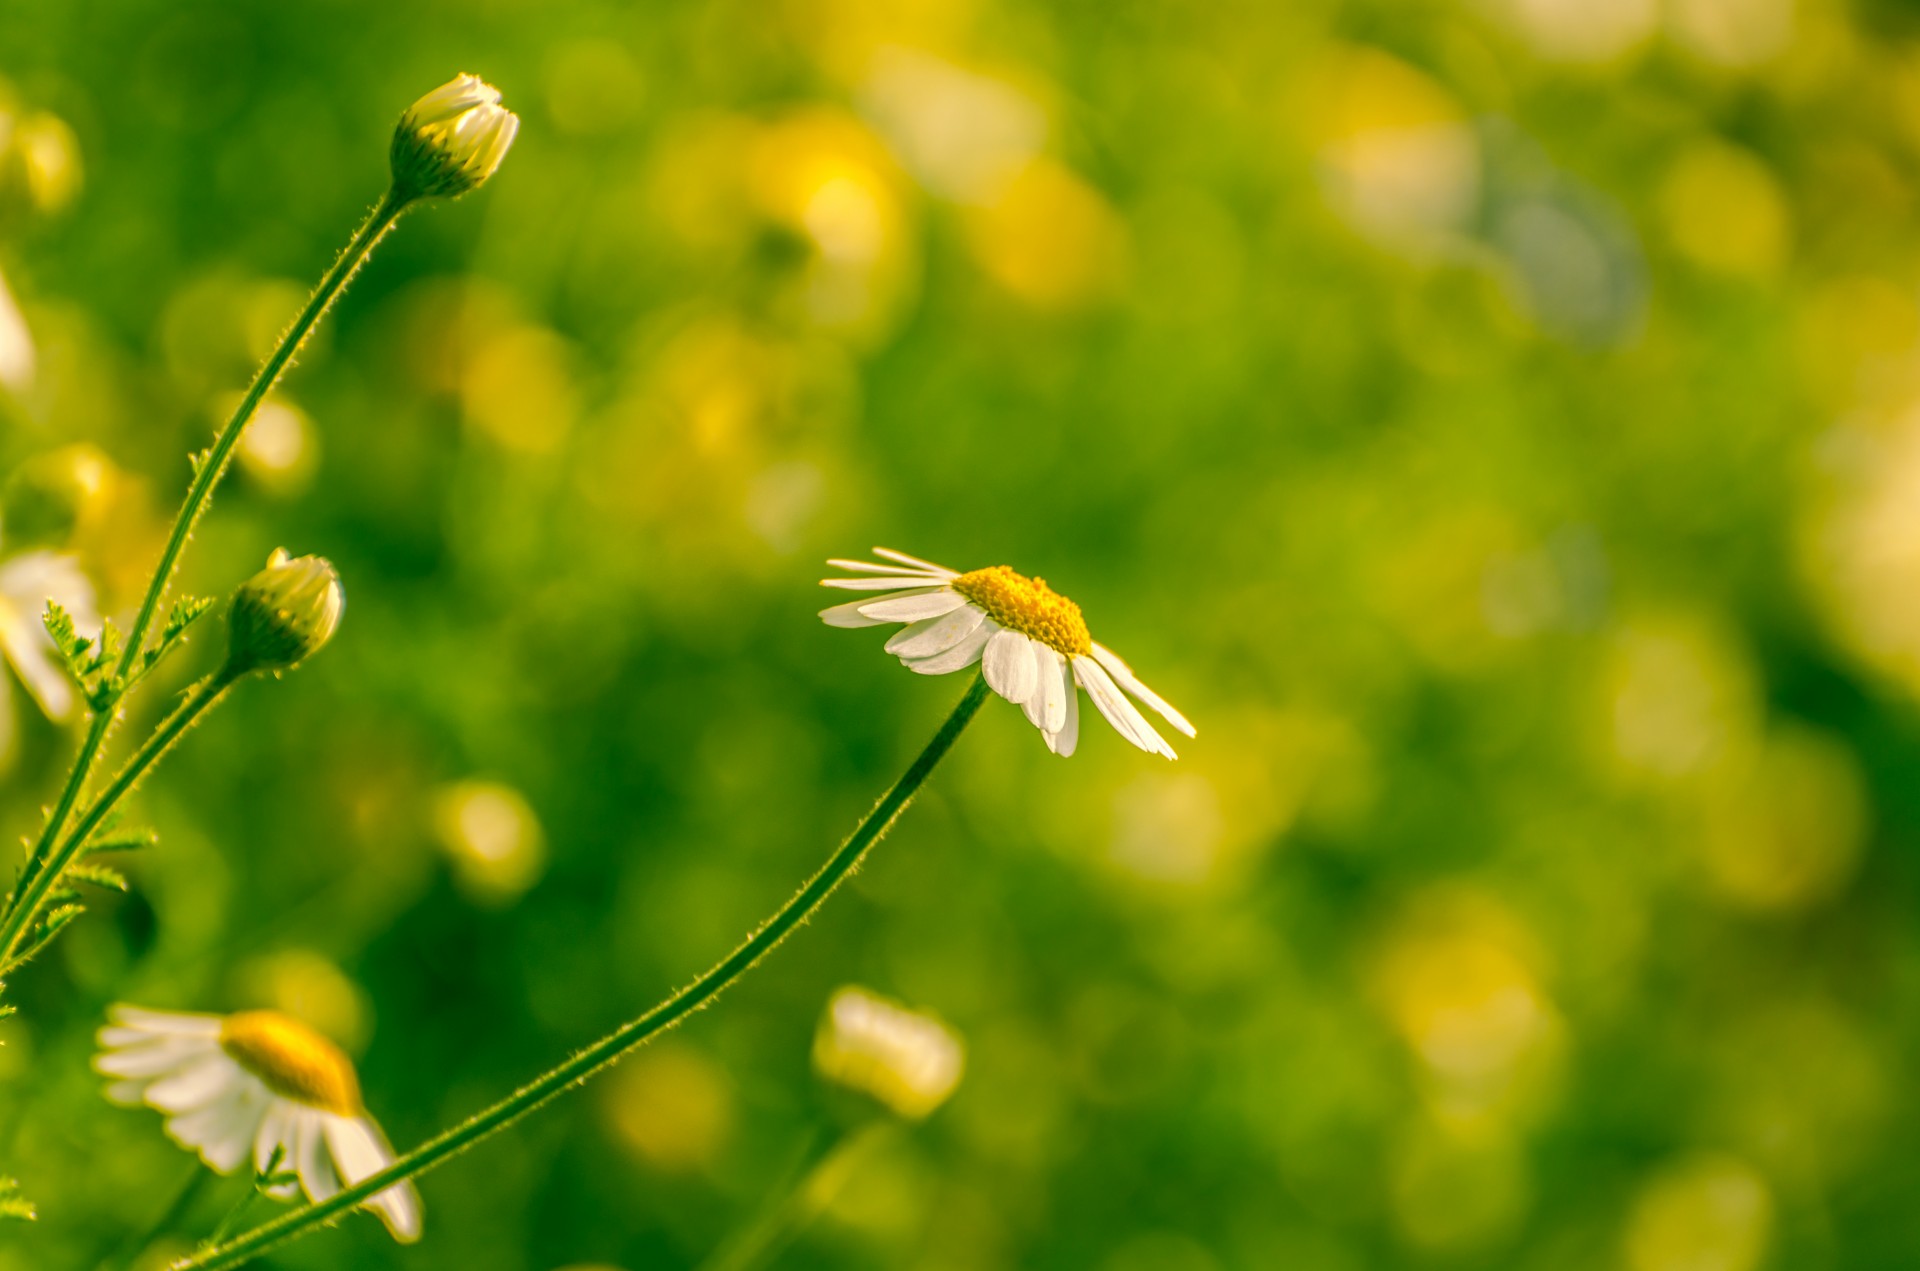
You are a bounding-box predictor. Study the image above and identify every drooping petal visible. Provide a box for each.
[167,1076,270,1173]
[295,1108,342,1203]
[856,590,968,623]
[821,575,945,591]
[901,618,994,675]
[104,1005,223,1037]
[871,546,959,577]
[1022,648,1067,734]
[827,558,948,578]
[144,1052,238,1113]
[256,1099,298,1180]
[885,606,986,659]
[1046,682,1080,758]
[1076,658,1176,758]
[1089,642,1195,738]
[326,1114,423,1242]
[982,630,1038,704]
[94,1034,217,1079]
[819,597,895,628]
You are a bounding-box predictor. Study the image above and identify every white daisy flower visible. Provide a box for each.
[820,547,1195,759]
[93,1005,421,1243]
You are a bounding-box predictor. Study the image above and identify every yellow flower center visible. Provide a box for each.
[220,1011,362,1115]
[952,566,1091,657]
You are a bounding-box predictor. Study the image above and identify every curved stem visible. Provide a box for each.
[177,674,993,1271]
[0,672,238,967]
[7,190,409,931]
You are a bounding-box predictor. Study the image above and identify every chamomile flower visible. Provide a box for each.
[93,1005,421,1243]
[820,547,1195,758]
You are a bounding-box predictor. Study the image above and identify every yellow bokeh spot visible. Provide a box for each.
[1307,47,1480,250]
[458,324,579,455]
[1802,399,1920,702]
[1695,725,1866,912]
[965,159,1124,311]
[1602,617,1760,782]
[431,780,547,906]
[1625,1154,1773,1271]
[1371,889,1561,1120]
[1660,140,1791,277]
[603,1044,734,1173]
[232,948,371,1054]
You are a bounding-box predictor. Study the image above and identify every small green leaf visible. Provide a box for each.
[82,826,159,856]
[65,863,127,892]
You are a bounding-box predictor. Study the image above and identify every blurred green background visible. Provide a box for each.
[0,0,1917,1267]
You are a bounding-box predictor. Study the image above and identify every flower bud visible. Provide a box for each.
[2,444,113,550]
[389,74,519,203]
[812,986,964,1120]
[223,549,345,677]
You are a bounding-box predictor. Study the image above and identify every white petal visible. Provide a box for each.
[872,546,959,577]
[1022,648,1056,731]
[295,1109,341,1203]
[0,613,71,720]
[105,1005,223,1036]
[145,1052,239,1113]
[327,1115,422,1243]
[982,630,1038,704]
[820,598,892,628]
[826,558,946,578]
[1021,652,1067,733]
[1076,658,1176,758]
[821,575,942,591]
[856,590,967,623]
[1090,642,1195,738]
[885,605,985,658]
[106,1080,149,1105]
[168,1078,269,1173]
[256,1100,298,1177]
[1046,684,1080,757]
[901,618,994,675]
[94,1034,217,1079]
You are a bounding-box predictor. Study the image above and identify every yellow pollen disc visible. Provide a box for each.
[220,1010,362,1115]
[952,566,1092,657]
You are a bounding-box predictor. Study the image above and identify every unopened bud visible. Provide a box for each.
[224,549,345,677]
[389,74,518,203]
[3,444,113,549]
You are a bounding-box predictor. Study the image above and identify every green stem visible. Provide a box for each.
[6,189,409,937]
[0,672,237,967]
[699,1121,892,1271]
[178,674,993,1271]
[96,1166,209,1271]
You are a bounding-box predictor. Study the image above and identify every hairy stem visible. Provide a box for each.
[0,671,237,967]
[177,674,993,1271]
[5,190,409,954]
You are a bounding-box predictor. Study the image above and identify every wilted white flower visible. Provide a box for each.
[820,547,1194,758]
[813,986,964,1120]
[390,74,519,202]
[94,1005,420,1242]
